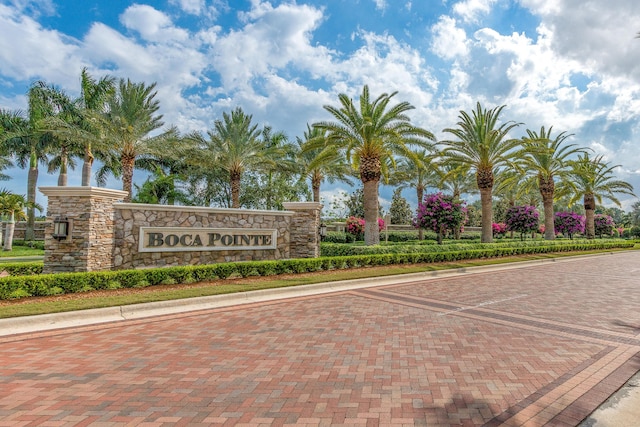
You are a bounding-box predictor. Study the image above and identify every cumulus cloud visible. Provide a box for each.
[430,16,469,61]
[453,0,498,23]
[120,4,189,43]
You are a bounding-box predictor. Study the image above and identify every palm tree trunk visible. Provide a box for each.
[82,145,93,186]
[363,179,380,245]
[122,155,135,203]
[542,193,555,240]
[584,193,596,239]
[312,172,321,203]
[26,166,38,241]
[3,213,14,251]
[416,186,424,241]
[479,187,493,243]
[58,155,68,186]
[230,170,241,208]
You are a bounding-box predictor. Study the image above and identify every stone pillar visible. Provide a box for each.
[39,187,128,273]
[282,202,322,259]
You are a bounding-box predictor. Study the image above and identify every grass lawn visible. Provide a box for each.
[0,245,43,261]
[1,247,636,319]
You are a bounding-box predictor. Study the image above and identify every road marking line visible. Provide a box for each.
[437,294,529,316]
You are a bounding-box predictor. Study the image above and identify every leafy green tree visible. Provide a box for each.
[440,102,521,242]
[517,126,584,240]
[389,188,412,225]
[567,153,635,238]
[311,85,434,245]
[345,187,365,218]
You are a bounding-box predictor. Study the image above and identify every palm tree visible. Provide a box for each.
[32,82,83,186]
[440,102,521,242]
[567,153,635,238]
[93,78,166,201]
[311,85,434,245]
[77,68,116,186]
[187,107,284,208]
[0,110,18,181]
[436,161,477,201]
[296,124,353,203]
[0,190,41,251]
[1,82,56,241]
[388,149,437,240]
[517,126,584,240]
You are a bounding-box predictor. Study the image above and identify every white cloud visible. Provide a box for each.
[373,0,388,11]
[0,4,81,86]
[453,0,498,23]
[120,4,189,43]
[430,16,469,61]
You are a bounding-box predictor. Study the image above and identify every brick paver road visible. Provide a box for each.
[1,252,639,426]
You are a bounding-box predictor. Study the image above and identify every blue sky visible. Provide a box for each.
[1,0,639,214]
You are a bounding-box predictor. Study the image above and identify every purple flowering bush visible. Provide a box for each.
[505,205,539,240]
[594,214,614,238]
[414,192,466,244]
[554,211,585,239]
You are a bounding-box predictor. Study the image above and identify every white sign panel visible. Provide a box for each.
[139,227,278,252]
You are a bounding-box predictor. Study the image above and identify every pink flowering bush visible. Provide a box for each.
[346,216,385,240]
[492,222,507,237]
[414,192,466,244]
[345,216,365,238]
[554,211,585,240]
[594,214,614,238]
[505,205,539,240]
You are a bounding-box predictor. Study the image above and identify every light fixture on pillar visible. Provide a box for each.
[318,222,327,240]
[52,216,69,240]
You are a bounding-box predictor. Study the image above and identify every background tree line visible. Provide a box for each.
[0,71,636,245]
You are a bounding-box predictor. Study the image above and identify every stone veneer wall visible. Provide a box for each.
[40,187,128,273]
[40,187,322,273]
[282,202,322,258]
[113,204,295,269]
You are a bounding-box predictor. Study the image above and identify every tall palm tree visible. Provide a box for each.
[2,82,57,241]
[311,85,434,245]
[517,126,585,240]
[567,153,635,238]
[94,78,166,201]
[188,107,284,208]
[77,68,116,186]
[440,102,521,243]
[0,190,41,251]
[32,82,83,186]
[296,124,353,203]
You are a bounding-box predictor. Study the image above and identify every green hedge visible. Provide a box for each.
[0,240,634,301]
